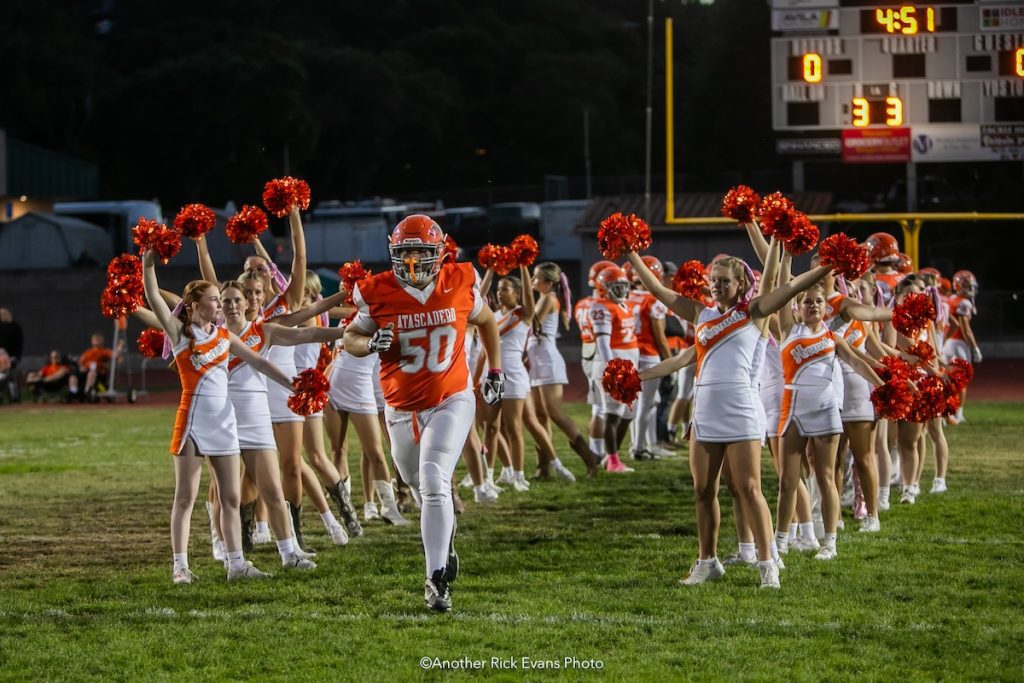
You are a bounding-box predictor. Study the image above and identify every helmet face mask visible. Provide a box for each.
[389,215,445,287]
[607,281,631,302]
[595,265,630,302]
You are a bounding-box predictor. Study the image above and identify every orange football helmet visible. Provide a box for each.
[588,260,617,287]
[596,265,631,303]
[953,270,978,298]
[938,277,952,296]
[389,215,446,286]
[865,232,899,263]
[641,255,664,280]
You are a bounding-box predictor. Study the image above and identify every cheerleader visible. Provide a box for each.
[629,249,835,589]
[292,271,368,537]
[816,260,893,533]
[890,275,942,504]
[775,282,884,561]
[220,280,350,567]
[141,250,293,583]
[528,262,601,473]
[485,266,569,489]
[941,270,981,425]
[326,312,411,526]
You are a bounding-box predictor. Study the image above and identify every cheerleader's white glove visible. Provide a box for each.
[971,346,983,363]
[481,369,505,406]
[367,323,395,354]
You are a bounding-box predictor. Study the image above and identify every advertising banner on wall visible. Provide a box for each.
[841,128,911,163]
[910,124,1024,161]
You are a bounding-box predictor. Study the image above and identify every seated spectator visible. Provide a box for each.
[76,332,124,402]
[25,350,76,402]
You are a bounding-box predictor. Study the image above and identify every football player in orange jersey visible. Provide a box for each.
[575,260,616,467]
[588,265,641,473]
[623,256,672,460]
[344,215,503,612]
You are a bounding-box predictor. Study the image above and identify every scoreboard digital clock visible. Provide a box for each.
[770,0,1024,162]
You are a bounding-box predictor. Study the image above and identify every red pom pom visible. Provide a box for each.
[287,368,330,416]
[442,235,459,264]
[511,234,539,267]
[492,246,517,276]
[101,254,145,319]
[892,293,936,338]
[131,219,181,263]
[947,358,974,388]
[173,203,217,240]
[819,233,871,280]
[672,260,709,301]
[597,213,652,260]
[262,177,311,218]
[477,244,500,271]
[941,375,962,415]
[756,192,798,241]
[338,260,372,305]
[870,356,916,420]
[601,358,642,408]
[106,254,143,280]
[100,283,144,319]
[137,328,166,358]
[783,213,820,256]
[907,374,946,422]
[225,205,269,244]
[721,185,762,223]
[906,340,936,366]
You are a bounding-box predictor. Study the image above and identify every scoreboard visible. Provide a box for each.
[770,0,1024,162]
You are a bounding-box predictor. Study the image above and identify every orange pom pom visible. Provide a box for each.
[819,233,871,280]
[262,177,311,218]
[671,260,708,301]
[132,218,181,263]
[601,358,642,408]
[721,185,761,223]
[173,203,217,240]
[287,368,330,416]
[225,205,269,244]
[511,234,539,267]
[597,213,652,260]
[137,328,166,358]
[338,260,372,305]
[892,293,936,339]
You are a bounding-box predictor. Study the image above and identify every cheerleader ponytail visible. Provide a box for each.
[558,272,572,330]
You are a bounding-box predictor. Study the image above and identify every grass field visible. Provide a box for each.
[1,401,1022,681]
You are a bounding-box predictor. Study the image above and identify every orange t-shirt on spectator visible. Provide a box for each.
[40,363,66,379]
[79,348,112,372]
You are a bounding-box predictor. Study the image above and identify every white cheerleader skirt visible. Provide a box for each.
[779,383,843,438]
[503,362,531,400]
[942,338,970,363]
[841,370,876,423]
[329,367,379,415]
[372,366,385,411]
[170,392,240,456]
[267,376,304,423]
[691,381,764,443]
[528,341,568,387]
[760,380,783,438]
[230,391,278,451]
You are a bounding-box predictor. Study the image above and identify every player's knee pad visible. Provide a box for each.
[419,461,452,507]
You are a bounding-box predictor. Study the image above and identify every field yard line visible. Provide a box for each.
[0,607,951,633]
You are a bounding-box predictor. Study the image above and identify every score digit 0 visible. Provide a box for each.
[803,53,822,83]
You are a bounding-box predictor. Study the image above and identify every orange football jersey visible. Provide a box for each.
[354,262,480,412]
